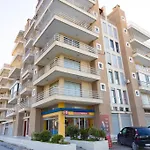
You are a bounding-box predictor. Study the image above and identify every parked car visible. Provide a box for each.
[118,127,150,150]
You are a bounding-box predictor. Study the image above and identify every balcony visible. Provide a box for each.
[0,116,8,122]
[21,65,33,80]
[133,49,150,66]
[136,65,150,74]
[130,39,150,53]
[33,58,100,86]
[32,87,103,108]
[18,100,31,113]
[24,20,35,39]
[128,22,150,42]
[8,92,19,104]
[12,41,24,56]
[24,37,34,49]
[35,34,98,66]
[138,81,150,94]
[35,0,96,29]
[0,84,10,92]
[6,106,17,118]
[11,53,23,67]
[20,82,32,96]
[8,67,21,79]
[0,104,13,112]
[34,10,98,47]
[23,50,34,64]
[0,94,9,102]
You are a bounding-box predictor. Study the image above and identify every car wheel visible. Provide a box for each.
[132,142,138,150]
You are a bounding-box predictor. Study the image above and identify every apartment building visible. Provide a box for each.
[0,0,150,139]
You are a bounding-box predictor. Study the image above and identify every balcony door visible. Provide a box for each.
[64,81,81,97]
[64,58,80,71]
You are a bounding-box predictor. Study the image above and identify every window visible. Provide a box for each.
[100,83,106,91]
[114,71,120,85]
[129,57,133,63]
[106,52,111,65]
[108,25,113,37]
[113,28,118,39]
[132,73,136,79]
[138,73,146,84]
[108,70,114,84]
[102,22,107,34]
[118,56,123,69]
[115,42,120,53]
[126,42,130,47]
[111,88,117,104]
[96,43,101,50]
[112,55,118,68]
[120,72,125,86]
[110,39,115,51]
[124,28,127,34]
[95,26,100,33]
[104,36,109,50]
[123,90,128,105]
[117,89,123,104]
[98,62,103,70]
[121,16,125,21]
[32,89,36,97]
[34,69,37,75]
[135,90,140,97]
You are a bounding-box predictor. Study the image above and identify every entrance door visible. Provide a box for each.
[24,121,27,137]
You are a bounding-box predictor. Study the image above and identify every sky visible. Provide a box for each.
[0,0,149,68]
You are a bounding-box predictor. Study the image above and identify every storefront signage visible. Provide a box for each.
[63,111,94,116]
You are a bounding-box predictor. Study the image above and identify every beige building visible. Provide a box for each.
[0,1,149,139]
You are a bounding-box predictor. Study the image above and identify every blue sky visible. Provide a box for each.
[0,0,149,68]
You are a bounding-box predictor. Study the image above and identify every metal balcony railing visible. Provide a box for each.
[136,65,150,74]
[34,58,100,81]
[6,105,17,116]
[18,99,32,110]
[23,50,34,62]
[0,94,9,98]
[133,49,150,58]
[36,0,95,28]
[35,10,96,41]
[35,34,98,61]
[20,82,33,92]
[36,87,103,102]
[138,80,150,88]
[21,65,33,76]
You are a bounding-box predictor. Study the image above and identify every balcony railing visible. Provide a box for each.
[35,34,98,61]
[36,0,95,28]
[138,80,150,88]
[133,49,150,58]
[0,94,9,98]
[136,65,150,74]
[34,58,99,81]
[23,50,34,62]
[35,87,103,102]
[21,65,33,76]
[20,82,33,92]
[18,99,31,110]
[35,10,96,41]
[0,104,14,109]
[6,105,17,116]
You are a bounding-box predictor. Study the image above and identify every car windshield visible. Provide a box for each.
[137,128,150,136]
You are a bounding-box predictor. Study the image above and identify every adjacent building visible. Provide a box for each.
[0,0,149,139]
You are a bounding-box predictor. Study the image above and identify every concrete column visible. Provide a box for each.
[29,108,42,136]
[14,113,24,136]
[58,112,65,137]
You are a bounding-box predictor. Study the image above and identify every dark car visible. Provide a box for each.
[118,127,150,150]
